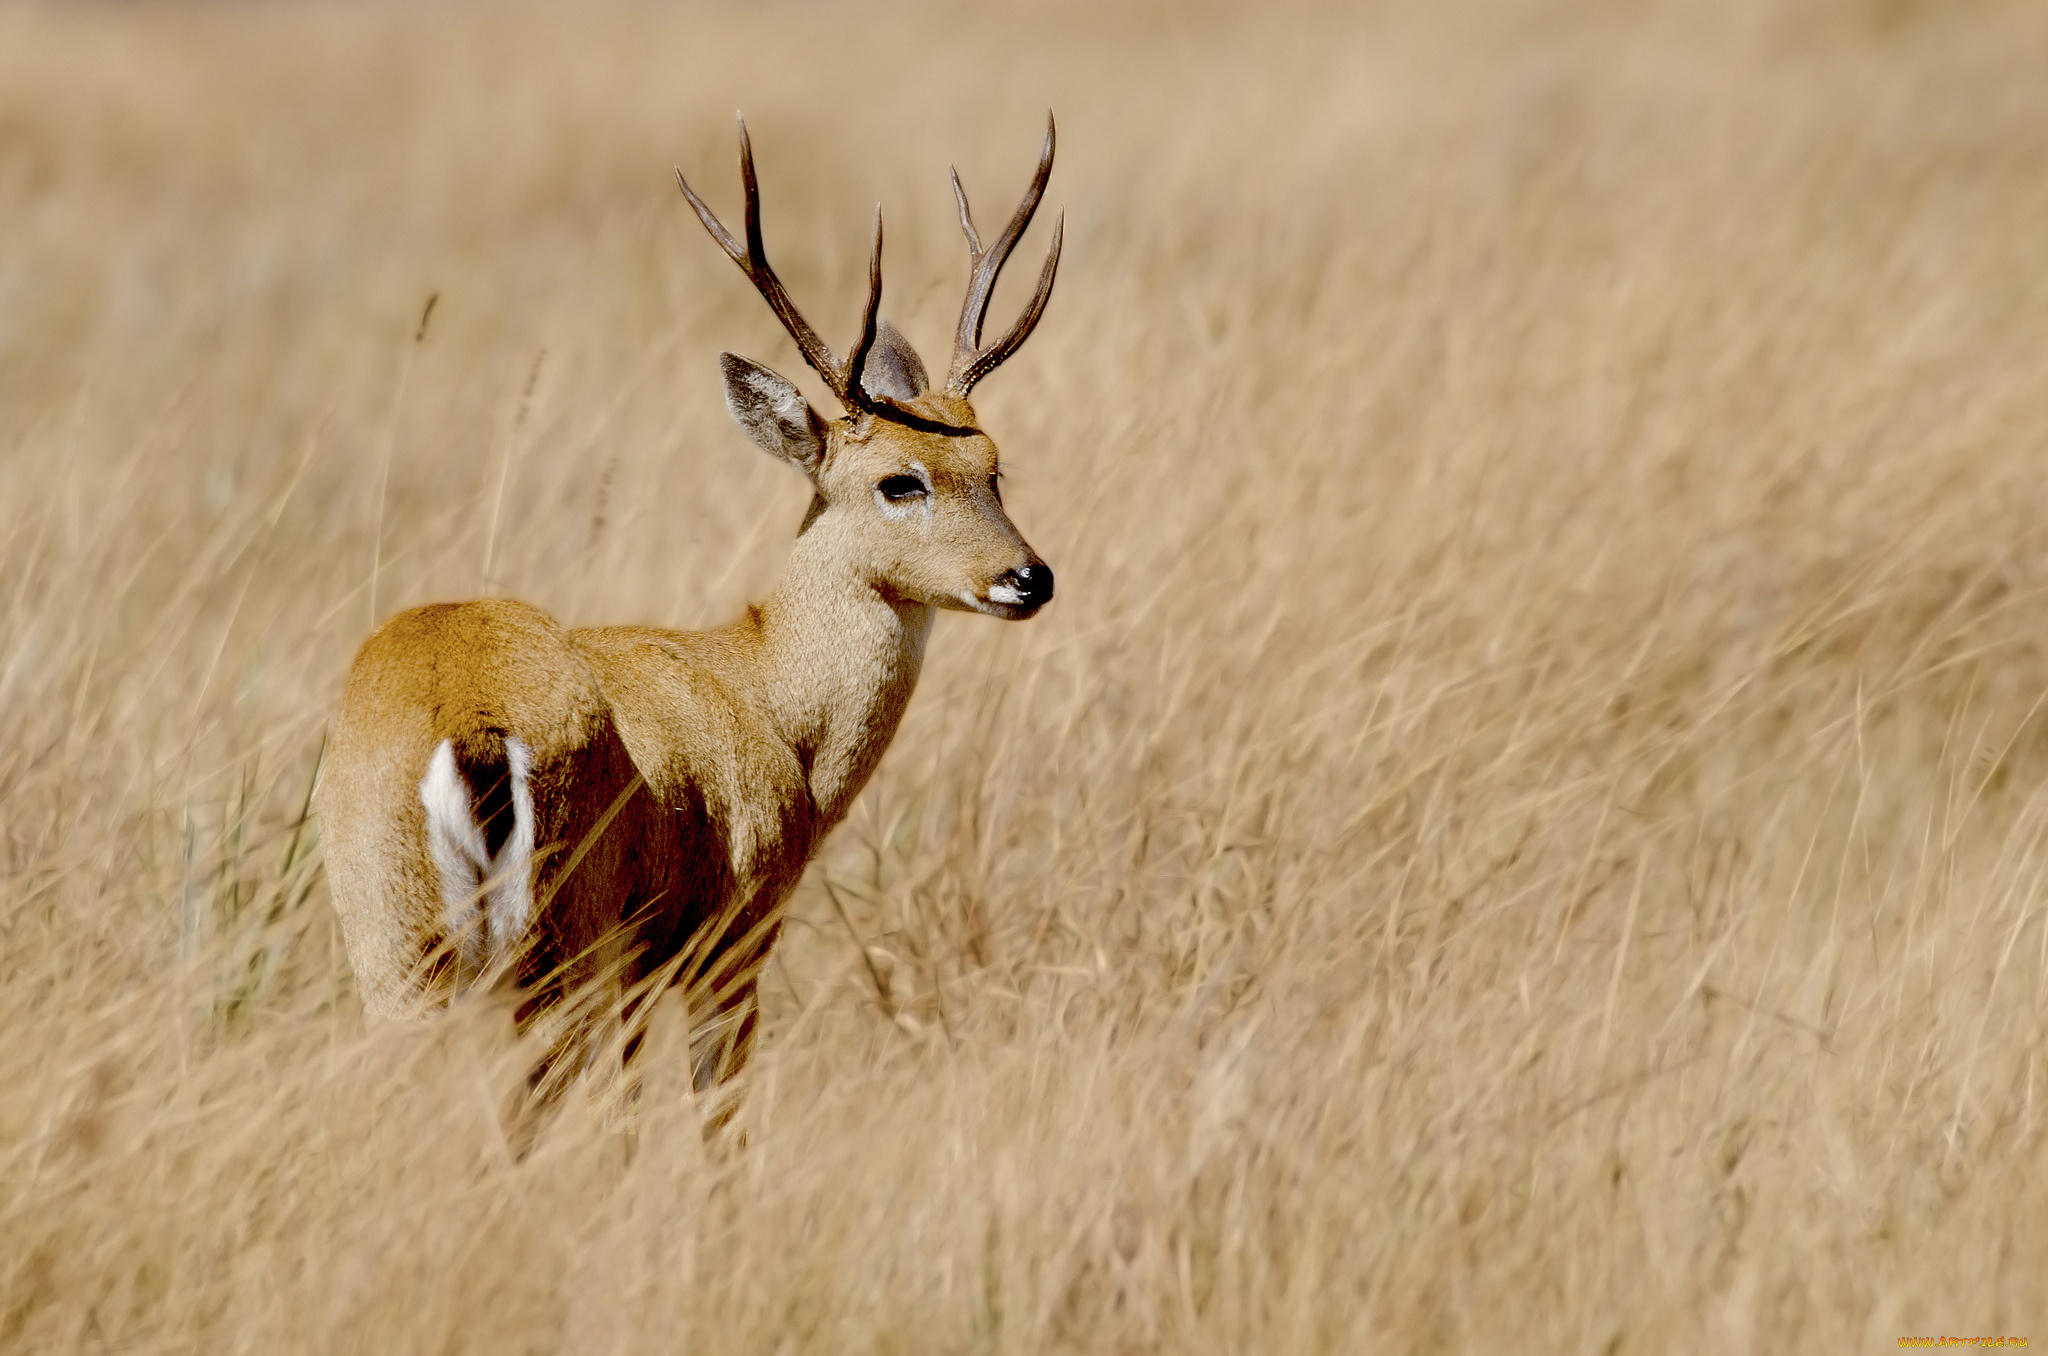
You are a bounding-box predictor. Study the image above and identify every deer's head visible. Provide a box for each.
[678,116,1061,620]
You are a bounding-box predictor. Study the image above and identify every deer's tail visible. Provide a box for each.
[419,726,535,978]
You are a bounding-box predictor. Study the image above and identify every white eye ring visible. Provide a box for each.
[874,460,934,522]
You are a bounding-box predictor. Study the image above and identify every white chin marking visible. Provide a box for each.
[419,736,535,979]
[987,582,1024,606]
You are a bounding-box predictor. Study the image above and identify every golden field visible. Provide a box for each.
[4,0,2048,1348]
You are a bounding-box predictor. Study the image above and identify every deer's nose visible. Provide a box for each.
[1000,562,1055,609]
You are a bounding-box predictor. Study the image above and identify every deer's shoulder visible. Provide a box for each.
[569,624,812,830]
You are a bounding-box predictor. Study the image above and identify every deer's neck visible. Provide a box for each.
[750,532,934,830]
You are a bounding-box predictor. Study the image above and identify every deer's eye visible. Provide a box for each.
[878,474,927,503]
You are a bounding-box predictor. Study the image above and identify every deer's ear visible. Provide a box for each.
[720,353,828,475]
[859,320,930,403]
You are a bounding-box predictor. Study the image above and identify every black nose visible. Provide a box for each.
[1002,562,1055,608]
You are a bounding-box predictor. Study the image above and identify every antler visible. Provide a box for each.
[947,111,1064,398]
[676,116,884,412]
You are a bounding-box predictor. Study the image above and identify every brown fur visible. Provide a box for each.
[316,384,1050,1128]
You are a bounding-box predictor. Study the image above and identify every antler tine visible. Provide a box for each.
[947,111,1060,397]
[674,166,745,264]
[843,205,884,404]
[949,167,983,258]
[954,211,1061,396]
[676,116,881,409]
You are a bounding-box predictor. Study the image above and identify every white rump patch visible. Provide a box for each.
[420,736,535,978]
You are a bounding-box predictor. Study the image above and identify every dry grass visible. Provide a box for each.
[5,0,2048,1348]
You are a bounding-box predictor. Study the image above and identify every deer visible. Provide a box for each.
[315,115,1062,1142]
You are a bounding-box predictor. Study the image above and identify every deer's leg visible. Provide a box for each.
[683,915,785,1134]
[685,977,760,1138]
[688,981,762,1094]
[498,944,610,1158]
[500,994,571,1159]
[616,926,673,1123]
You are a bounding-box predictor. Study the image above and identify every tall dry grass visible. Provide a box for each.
[4,0,2048,1348]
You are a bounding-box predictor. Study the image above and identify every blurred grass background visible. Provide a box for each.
[5,0,2048,1349]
